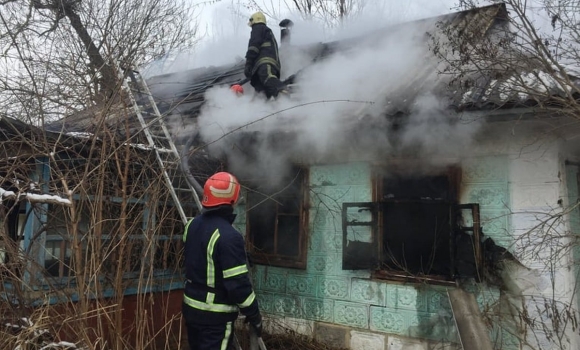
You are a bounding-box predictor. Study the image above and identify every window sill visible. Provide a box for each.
[372,270,458,286]
[252,256,306,270]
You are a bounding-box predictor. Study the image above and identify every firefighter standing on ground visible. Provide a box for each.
[182,172,262,350]
[245,12,286,99]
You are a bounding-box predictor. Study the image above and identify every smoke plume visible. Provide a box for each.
[173,10,483,184]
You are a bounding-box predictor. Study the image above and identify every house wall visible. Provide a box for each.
[246,161,499,349]
[486,124,578,350]
[241,123,579,350]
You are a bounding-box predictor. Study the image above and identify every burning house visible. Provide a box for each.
[2,3,580,350]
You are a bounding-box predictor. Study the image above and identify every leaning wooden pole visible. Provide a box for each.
[448,288,494,350]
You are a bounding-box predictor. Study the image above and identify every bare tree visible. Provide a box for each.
[242,0,366,28]
[0,1,203,348]
[0,0,200,123]
[0,101,193,349]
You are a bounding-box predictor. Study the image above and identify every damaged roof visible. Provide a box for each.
[45,3,579,137]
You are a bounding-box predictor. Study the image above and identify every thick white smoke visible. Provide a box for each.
[171,7,483,183]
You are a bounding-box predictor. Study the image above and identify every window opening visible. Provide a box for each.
[246,167,308,269]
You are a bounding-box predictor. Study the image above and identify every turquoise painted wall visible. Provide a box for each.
[461,156,512,251]
[239,158,517,346]
[461,156,518,349]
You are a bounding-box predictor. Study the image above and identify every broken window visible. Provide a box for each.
[342,202,378,270]
[342,167,483,282]
[246,167,309,269]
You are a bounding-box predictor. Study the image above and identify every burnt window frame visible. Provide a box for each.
[342,165,483,284]
[245,167,309,269]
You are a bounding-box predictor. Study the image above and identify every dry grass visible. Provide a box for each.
[234,324,348,350]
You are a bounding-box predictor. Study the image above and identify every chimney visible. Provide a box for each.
[279,19,294,46]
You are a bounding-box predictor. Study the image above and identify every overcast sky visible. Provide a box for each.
[145,0,557,75]
[147,0,461,73]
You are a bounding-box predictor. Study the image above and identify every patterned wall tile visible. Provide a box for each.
[343,164,371,186]
[385,285,427,312]
[324,233,343,252]
[350,278,386,306]
[309,230,342,253]
[318,186,356,205]
[310,165,341,187]
[260,271,287,293]
[287,274,317,297]
[370,306,405,333]
[479,209,511,240]
[310,163,370,188]
[462,156,508,183]
[462,284,501,311]
[310,207,330,231]
[319,277,350,300]
[409,310,458,342]
[257,292,276,314]
[334,301,369,329]
[310,207,342,234]
[307,253,341,274]
[303,297,334,322]
[308,254,333,274]
[274,295,303,318]
[328,253,344,273]
[309,230,324,252]
[463,184,509,210]
[249,265,262,289]
[425,288,452,313]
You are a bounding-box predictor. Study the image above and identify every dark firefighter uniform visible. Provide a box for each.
[245,12,285,99]
[182,206,260,350]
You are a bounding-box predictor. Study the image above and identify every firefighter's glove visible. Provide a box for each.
[244,63,253,78]
[246,311,263,337]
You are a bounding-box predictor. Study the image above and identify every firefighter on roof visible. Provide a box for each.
[244,12,287,99]
[182,172,262,350]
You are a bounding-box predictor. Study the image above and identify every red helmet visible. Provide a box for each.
[202,172,241,208]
